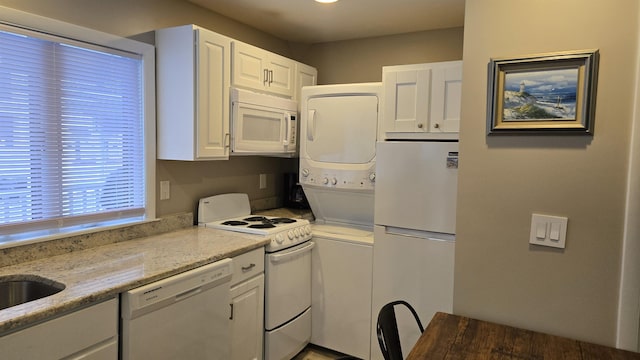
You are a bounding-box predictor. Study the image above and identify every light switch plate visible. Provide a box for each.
[529,213,568,249]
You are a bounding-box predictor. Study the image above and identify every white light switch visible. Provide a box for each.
[549,223,561,241]
[529,213,568,249]
[535,222,547,239]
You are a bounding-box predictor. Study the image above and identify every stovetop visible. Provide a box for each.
[207,215,308,234]
[197,194,312,252]
[205,215,311,252]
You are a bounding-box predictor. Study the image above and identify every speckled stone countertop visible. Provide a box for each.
[0,227,269,334]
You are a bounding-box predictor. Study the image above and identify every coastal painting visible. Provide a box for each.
[502,68,578,121]
[487,50,599,135]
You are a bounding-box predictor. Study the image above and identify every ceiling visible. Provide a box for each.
[188,0,466,43]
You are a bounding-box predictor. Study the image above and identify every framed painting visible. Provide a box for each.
[487,50,599,135]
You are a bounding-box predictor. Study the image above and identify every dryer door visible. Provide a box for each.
[304,95,378,165]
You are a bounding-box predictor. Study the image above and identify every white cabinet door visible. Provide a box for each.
[294,62,318,104]
[230,273,264,360]
[0,298,118,360]
[430,64,462,133]
[382,61,462,140]
[232,41,268,92]
[382,68,430,133]
[232,41,295,98]
[196,28,231,159]
[156,25,230,160]
[266,52,295,97]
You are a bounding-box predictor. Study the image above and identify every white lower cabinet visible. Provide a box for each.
[0,298,118,360]
[230,247,265,360]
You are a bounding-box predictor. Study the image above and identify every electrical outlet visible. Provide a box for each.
[259,174,267,189]
[160,180,170,200]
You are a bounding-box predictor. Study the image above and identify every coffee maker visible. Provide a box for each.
[284,173,310,209]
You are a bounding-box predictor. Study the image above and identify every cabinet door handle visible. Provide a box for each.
[224,133,230,149]
[241,263,256,272]
[263,68,269,85]
[269,70,274,85]
[229,303,234,320]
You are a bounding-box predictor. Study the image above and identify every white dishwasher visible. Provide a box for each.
[121,258,233,360]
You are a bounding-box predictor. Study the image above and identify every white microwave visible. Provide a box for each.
[230,87,298,157]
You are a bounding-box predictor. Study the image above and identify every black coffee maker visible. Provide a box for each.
[284,173,310,209]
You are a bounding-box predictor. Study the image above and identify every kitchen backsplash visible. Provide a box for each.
[0,213,193,269]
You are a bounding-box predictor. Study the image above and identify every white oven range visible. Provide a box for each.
[198,193,313,360]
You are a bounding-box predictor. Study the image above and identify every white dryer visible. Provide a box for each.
[299,83,381,359]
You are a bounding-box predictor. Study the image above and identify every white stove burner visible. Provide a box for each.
[202,210,312,252]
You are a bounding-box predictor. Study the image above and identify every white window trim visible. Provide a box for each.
[0,6,156,247]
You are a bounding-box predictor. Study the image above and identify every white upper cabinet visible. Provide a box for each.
[294,62,318,104]
[381,61,462,140]
[232,41,296,98]
[156,25,231,160]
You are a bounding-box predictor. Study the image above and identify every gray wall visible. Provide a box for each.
[292,27,464,84]
[454,0,638,347]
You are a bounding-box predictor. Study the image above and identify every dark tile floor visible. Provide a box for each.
[292,344,352,360]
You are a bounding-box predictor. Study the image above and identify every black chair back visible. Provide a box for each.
[376,300,425,360]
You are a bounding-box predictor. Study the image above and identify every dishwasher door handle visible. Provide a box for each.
[270,241,315,264]
[175,286,202,301]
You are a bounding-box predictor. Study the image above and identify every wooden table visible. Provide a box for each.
[406,312,640,359]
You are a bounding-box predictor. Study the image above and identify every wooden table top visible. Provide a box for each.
[406,312,640,360]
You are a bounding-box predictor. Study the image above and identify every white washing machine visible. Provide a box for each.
[310,224,374,359]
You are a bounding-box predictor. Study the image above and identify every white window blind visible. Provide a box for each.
[0,26,145,240]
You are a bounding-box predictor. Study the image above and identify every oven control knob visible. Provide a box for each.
[305,225,311,235]
[275,234,284,244]
[330,177,337,185]
[288,230,295,240]
[322,177,329,185]
[294,229,301,238]
[302,168,310,177]
[369,173,376,182]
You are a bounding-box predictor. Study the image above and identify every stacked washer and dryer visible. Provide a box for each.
[299,83,381,359]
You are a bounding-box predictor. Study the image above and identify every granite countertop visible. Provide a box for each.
[0,226,270,334]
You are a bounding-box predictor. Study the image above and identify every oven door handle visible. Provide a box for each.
[270,241,315,263]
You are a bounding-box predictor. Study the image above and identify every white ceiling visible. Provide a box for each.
[188,0,466,43]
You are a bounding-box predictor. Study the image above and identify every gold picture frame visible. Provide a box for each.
[487,49,599,135]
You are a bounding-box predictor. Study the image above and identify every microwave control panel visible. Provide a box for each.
[288,115,297,146]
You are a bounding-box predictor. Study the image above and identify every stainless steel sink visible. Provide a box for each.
[0,275,65,310]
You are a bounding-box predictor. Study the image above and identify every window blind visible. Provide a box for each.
[0,27,145,238]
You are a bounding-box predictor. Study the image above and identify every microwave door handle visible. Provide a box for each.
[307,109,316,141]
[283,113,291,145]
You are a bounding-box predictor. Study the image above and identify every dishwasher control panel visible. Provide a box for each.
[122,258,233,317]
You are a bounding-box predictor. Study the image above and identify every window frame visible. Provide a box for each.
[0,6,156,248]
